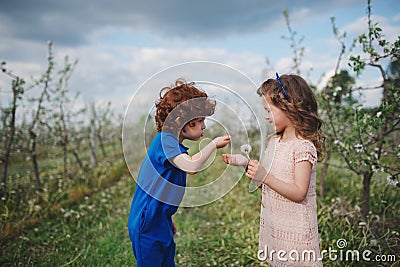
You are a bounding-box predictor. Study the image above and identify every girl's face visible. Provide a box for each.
[180,117,206,141]
[262,96,291,133]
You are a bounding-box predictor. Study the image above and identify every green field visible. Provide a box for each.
[1,150,399,266]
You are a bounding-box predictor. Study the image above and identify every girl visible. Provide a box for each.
[128,79,231,267]
[223,73,325,266]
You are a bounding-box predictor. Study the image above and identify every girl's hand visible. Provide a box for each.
[222,154,249,167]
[213,134,231,149]
[246,160,268,184]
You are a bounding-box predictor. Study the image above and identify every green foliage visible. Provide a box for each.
[348,55,366,75]
[1,156,399,266]
[0,175,134,266]
[0,147,125,243]
[1,2,399,266]
[348,1,400,75]
[321,0,400,217]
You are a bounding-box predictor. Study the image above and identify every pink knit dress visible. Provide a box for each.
[258,136,322,266]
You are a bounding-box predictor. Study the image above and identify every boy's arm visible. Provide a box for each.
[172,134,230,175]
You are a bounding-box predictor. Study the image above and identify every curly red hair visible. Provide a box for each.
[155,79,216,136]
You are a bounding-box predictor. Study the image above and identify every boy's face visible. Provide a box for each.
[180,117,206,141]
[262,96,291,133]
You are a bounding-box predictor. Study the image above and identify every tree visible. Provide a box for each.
[26,41,55,192]
[317,17,357,198]
[0,62,24,198]
[89,101,97,167]
[281,8,305,75]
[319,69,356,198]
[323,0,400,216]
[43,55,79,180]
[95,101,114,159]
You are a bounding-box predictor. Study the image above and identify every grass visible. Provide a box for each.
[174,178,260,266]
[1,177,134,266]
[1,148,399,266]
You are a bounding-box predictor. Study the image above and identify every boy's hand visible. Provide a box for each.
[222,154,248,167]
[213,134,231,149]
[246,160,268,184]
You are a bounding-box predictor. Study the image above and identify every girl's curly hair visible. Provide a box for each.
[155,78,216,136]
[257,74,326,161]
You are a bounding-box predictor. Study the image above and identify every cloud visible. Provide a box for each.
[1,0,396,113]
[0,0,362,49]
[0,43,265,118]
[343,14,400,42]
[46,45,264,113]
[393,12,400,22]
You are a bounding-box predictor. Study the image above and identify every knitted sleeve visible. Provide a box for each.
[294,140,317,168]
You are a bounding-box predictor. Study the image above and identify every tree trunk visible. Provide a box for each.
[97,131,107,158]
[62,132,68,179]
[89,102,97,167]
[362,171,373,217]
[319,150,331,198]
[30,131,42,192]
[0,78,19,198]
[72,149,84,171]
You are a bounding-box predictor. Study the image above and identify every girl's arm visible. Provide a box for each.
[246,160,312,203]
[172,134,230,175]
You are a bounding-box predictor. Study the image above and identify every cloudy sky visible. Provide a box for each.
[1,0,399,116]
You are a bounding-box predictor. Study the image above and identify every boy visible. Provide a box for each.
[128,79,230,267]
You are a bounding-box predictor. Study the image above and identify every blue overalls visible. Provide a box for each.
[128,132,188,267]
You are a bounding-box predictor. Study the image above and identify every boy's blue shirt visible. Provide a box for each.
[128,131,188,244]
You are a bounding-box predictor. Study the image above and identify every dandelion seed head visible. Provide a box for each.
[240,144,252,154]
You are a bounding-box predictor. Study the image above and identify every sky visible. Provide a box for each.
[1,0,399,117]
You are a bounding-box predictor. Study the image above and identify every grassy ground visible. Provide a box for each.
[1,175,134,266]
[1,154,399,266]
